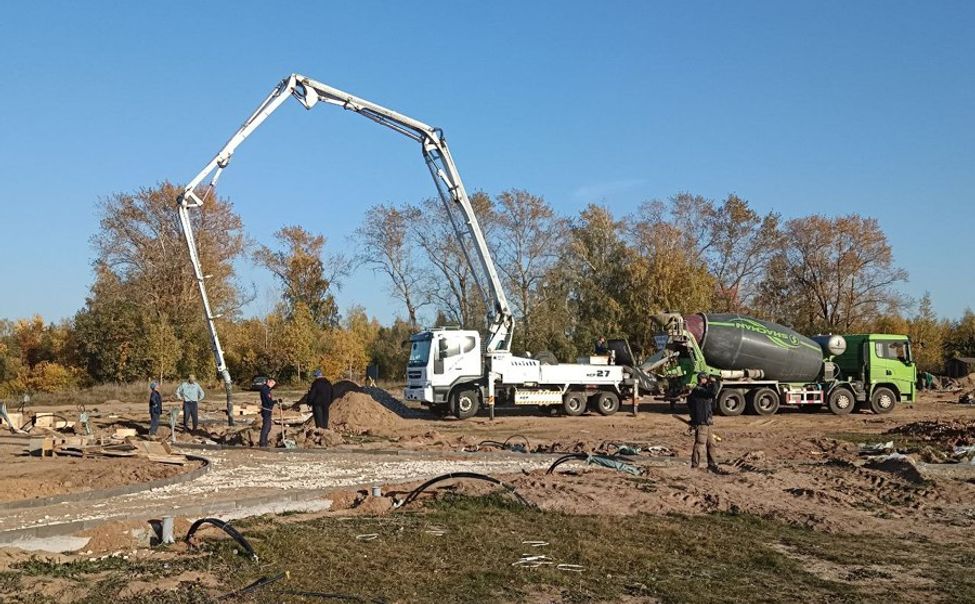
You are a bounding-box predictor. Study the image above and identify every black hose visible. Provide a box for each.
[185,517,258,561]
[217,572,286,600]
[546,453,590,474]
[399,471,531,507]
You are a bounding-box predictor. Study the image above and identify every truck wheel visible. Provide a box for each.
[452,388,480,420]
[827,387,855,415]
[746,388,780,416]
[562,391,586,416]
[870,387,896,415]
[716,389,745,416]
[593,391,620,416]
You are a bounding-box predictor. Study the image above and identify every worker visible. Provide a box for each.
[258,377,278,447]
[148,382,163,437]
[687,372,720,472]
[176,374,205,432]
[595,336,608,355]
[304,369,333,429]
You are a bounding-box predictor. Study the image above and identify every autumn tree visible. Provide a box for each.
[754,214,908,333]
[76,182,247,381]
[948,309,975,359]
[411,192,496,329]
[281,302,319,381]
[644,193,782,312]
[908,293,949,372]
[493,190,566,353]
[254,226,346,328]
[356,204,427,328]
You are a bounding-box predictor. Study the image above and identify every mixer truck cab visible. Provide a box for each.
[651,313,916,417]
[405,327,634,418]
[831,334,916,412]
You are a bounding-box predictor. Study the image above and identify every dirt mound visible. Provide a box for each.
[363,386,425,418]
[329,391,409,436]
[885,420,975,447]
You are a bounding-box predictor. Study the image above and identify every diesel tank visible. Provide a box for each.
[684,313,825,382]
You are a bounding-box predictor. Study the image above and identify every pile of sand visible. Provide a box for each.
[329,391,409,436]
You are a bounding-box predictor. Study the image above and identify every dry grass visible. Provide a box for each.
[4,494,975,603]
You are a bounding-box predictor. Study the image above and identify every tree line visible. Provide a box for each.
[1,182,972,397]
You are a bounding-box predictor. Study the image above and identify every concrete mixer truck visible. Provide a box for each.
[648,313,916,416]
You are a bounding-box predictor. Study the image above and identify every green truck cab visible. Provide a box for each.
[832,334,916,411]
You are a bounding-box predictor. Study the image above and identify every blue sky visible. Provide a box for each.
[0,1,972,324]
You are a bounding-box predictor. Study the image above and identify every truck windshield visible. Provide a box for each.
[408,338,432,367]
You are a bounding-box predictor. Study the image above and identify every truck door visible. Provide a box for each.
[869,339,915,400]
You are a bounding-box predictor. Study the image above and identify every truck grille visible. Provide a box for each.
[408,371,422,379]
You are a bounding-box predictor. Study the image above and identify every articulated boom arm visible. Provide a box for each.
[178,74,513,413]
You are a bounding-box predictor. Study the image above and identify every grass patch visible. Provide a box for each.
[5,497,975,603]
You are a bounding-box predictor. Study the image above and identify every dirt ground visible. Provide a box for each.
[0,452,200,504]
[3,386,975,601]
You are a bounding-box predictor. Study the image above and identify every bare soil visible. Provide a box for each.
[0,449,200,504]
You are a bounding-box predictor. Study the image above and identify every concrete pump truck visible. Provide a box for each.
[177,74,640,422]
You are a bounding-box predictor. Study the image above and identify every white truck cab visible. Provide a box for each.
[404,329,483,409]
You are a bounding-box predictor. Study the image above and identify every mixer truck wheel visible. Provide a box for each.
[593,391,620,416]
[827,387,855,415]
[869,387,896,415]
[746,388,780,416]
[716,389,746,416]
[562,391,587,416]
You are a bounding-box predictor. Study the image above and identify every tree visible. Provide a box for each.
[369,319,414,380]
[356,204,427,328]
[642,193,782,312]
[79,182,247,381]
[254,226,347,328]
[948,308,975,359]
[144,314,181,383]
[907,293,949,373]
[411,192,496,329]
[281,303,319,382]
[493,190,566,353]
[754,214,908,333]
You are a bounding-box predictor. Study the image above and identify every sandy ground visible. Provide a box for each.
[3,386,975,559]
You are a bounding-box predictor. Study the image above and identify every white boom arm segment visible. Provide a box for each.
[177,74,513,416]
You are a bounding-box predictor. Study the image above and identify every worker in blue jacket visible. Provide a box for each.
[258,377,278,447]
[148,382,163,437]
[175,374,205,432]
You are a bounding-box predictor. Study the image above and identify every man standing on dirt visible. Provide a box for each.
[687,372,720,472]
[148,382,163,437]
[258,377,278,447]
[303,369,333,429]
[176,374,205,432]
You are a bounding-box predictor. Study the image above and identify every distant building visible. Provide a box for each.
[945,357,975,379]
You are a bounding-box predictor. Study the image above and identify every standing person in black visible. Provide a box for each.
[258,378,278,448]
[687,373,720,472]
[303,369,333,429]
[148,382,163,438]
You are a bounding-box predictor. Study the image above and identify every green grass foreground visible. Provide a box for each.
[3,495,974,603]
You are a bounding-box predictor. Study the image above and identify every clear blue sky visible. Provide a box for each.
[0,1,972,325]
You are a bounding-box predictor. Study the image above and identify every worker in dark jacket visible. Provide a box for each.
[258,378,278,447]
[304,370,333,429]
[687,373,720,471]
[148,382,163,437]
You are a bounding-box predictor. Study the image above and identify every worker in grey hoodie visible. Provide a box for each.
[176,374,205,432]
